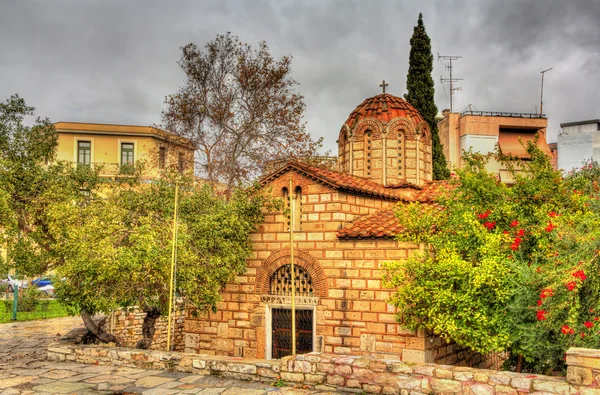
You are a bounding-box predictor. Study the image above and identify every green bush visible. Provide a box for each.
[3,287,41,312]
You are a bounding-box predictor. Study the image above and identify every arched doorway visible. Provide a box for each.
[269,264,314,358]
[256,249,326,359]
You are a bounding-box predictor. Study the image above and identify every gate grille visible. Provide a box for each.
[272,308,313,359]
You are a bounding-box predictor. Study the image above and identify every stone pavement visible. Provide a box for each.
[0,316,340,395]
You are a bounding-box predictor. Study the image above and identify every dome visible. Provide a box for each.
[344,94,426,128]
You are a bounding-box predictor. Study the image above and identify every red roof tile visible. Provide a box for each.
[337,202,443,239]
[337,207,403,239]
[344,94,425,127]
[259,161,419,200]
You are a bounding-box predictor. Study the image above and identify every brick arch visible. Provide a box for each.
[352,118,384,141]
[272,174,310,197]
[386,117,417,138]
[416,121,432,145]
[255,249,328,298]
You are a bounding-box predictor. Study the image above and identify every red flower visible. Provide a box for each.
[545,222,556,232]
[510,243,519,251]
[549,211,558,218]
[566,282,577,291]
[561,325,574,335]
[581,333,586,338]
[540,288,553,299]
[503,230,509,235]
[478,210,491,219]
[573,270,587,282]
[510,220,519,227]
[537,299,543,306]
[537,310,547,321]
[483,221,496,230]
[595,317,599,321]
[517,229,525,237]
[584,321,594,328]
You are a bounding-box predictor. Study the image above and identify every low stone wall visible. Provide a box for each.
[100,306,185,351]
[47,339,600,395]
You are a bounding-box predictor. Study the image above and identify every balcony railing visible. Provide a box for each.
[460,110,546,119]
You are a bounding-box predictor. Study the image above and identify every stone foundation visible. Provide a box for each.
[47,337,600,395]
[100,306,185,351]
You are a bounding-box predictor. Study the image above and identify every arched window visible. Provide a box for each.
[364,129,372,176]
[397,131,405,178]
[339,130,348,171]
[294,186,302,231]
[270,264,313,296]
[282,187,290,230]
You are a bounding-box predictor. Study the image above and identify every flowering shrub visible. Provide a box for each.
[384,144,600,374]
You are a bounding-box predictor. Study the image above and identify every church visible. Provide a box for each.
[183,90,495,368]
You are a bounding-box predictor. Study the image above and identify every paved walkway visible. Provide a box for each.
[0,317,339,395]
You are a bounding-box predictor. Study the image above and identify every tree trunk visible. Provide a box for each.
[80,310,121,346]
[515,354,524,373]
[136,306,161,349]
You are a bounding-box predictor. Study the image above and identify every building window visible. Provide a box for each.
[77,141,91,166]
[364,130,372,176]
[270,264,313,296]
[397,131,405,178]
[178,152,185,173]
[159,147,166,169]
[121,143,134,166]
[294,186,302,231]
[282,187,290,230]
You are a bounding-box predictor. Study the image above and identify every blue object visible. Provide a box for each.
[32,277,52,287]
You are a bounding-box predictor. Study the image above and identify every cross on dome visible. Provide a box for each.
[379,80,389,94]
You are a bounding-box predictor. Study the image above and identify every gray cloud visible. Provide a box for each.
[1,0,599,155]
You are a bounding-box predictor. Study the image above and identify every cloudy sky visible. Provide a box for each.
[1,0,598,153]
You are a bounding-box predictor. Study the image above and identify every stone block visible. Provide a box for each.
[396,377,422,390]
[403,349,433,364]
[454,371,474,381]
[360,334,377,352]
[257,367,278,378]
[511,376,532,390]
[281,372,305,382]
[490,374,511,385]
[495,385,518,395]
[185,333,200,349]
[581,389,600,395]
[227,363,257,375]
[435,368,453,379]
[288,360,312,374]
[532,379,573,395]
[431,378,462,394]
[471,384,493,395]
[362,384,383,394]
[326,374,346,386]
[305,373,325,384]
[567,366,593,385]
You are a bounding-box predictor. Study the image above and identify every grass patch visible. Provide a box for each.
[0,299,73,324]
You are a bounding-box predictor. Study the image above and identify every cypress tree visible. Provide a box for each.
[404,13,450,180]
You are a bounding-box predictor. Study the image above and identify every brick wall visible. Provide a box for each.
[183,170,490,366]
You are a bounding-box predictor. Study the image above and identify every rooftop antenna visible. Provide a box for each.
[438,53,463,113]
[540,68,553,117]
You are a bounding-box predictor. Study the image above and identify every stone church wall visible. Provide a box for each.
[183,171,492,367]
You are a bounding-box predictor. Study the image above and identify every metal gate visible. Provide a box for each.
[271,308,313,359]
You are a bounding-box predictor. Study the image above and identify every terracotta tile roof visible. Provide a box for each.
[337,207,403,239]
[336,182,450,239]
[337,203,443,239]
[344,94,425,127]
[259,161,420,201]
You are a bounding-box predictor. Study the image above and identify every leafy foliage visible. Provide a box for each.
[404,13,450,180]
[162,33,322,192]
[385,143,600,373]
[0,95,100,277]
[50,175,267,318]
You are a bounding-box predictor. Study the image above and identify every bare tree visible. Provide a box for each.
[161,33,322,191]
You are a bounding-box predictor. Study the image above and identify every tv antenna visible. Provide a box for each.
[438,53,463,113]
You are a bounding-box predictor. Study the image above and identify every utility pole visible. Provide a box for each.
[438,54,463,113]
[540,68,553,117]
